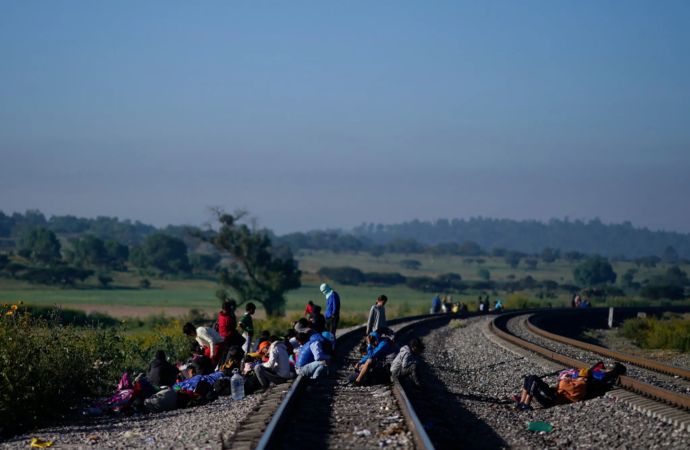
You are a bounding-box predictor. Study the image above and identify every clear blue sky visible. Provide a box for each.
[2,1,689,233]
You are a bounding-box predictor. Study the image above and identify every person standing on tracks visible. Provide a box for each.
[321,283,341,338]
[367,295,388,335]
[239,303,256,354]
[431,294,442,313]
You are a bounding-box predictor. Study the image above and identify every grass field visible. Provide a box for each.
[1,251,687,318]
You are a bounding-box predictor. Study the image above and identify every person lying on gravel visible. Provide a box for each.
[254,336,293,389]
[147,350,180,388]
[295,331,330,381]
[349,332,399,385]
[514,363,626,411]
[183,322,226,369]
[390,338,424,388]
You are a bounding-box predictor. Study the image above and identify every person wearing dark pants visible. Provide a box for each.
[321,283,340,338]
[390,338,424,387]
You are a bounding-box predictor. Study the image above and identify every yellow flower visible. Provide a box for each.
[122,320,126,323]
[11,305,17,311]
[6,311,12,316]
[3,304,6,308]
[19,301,24,305]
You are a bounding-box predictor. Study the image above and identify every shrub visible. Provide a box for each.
[640,285,685,301]
[503,292,541,310]
[139,278,151,289]
[364,272,407,286]
[477,268,491,281]
[98,273,113,288]
[0,304,127,430]
[123,320,191,371]
[317,266,366,285]
[619,317,690,352]
[399,259,422,270]
[449,319,467,329]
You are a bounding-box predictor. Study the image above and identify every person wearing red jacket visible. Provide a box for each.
[304,301,314,316]
[218,301,237,340]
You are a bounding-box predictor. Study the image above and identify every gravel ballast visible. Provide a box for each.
[506,315,690,395]
[406,316,690,449]
[0,390,263,449]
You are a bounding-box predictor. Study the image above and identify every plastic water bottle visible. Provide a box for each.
[231,369,245,400]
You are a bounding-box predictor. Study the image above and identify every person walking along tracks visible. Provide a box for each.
[320,283,341,338]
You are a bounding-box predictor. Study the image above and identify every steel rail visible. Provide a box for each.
[489,310,690,411]
[526,311,690,380]
[254,312,451,450]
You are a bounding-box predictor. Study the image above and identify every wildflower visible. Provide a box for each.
[122,320,126,323]
[6,311,12,316]
[3,303,6,308]
[19,300,24,305]
[11,305,17,311]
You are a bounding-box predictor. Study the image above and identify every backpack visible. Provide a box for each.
[213,377,232,396]
[556,377,588,404]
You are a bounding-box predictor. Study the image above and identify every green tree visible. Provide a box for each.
[104,240,129,271]
[368,244,385,261]
[621,268,638,288]
[541,247,560,264]
[97,273,113,288]
[4,262,25,278]
[317,266,365,285]
[661,246,680,264]
[458,240,483,256]
[563,251,584,264]
[650,266,690,288]
[141,233,191,274]
[189,253,222,272]
[477,268,491,281]
[524,259,539,270]
[505,251,522,269]
[194,210,301,316]
[22,227,61,265]
[129,246,148,268]
[573,258,617,286]
[71,235,107,268]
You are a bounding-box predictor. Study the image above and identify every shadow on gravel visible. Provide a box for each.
[399,323,511,450]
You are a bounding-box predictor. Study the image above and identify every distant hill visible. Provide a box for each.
[352,217,690,258]
[2,209,689,258]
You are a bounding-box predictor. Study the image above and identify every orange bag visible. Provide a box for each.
[555,377,588,404]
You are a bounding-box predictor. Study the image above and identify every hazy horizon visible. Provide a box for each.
[2,2,689,234]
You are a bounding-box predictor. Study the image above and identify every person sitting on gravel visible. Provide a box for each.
[293,317,316,336]
[186,342,215,376]
[514,363,625,411]
[183,322,226,369]
[295,331,330,381]
[252,330,271,353]
[349,332,399,385]
[390,338,424,387]
[147,350,180,388]
[255,336,293,389]
[309,304,328,333]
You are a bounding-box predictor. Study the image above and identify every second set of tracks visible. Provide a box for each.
[488,307,690,428]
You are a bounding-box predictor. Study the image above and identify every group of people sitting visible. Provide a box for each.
[431,294,472,314]
[88,294,423,416]
[477,295,504,312]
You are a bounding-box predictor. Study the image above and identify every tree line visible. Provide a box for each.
[4,209,690,260]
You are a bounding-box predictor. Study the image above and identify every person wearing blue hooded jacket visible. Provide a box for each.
[349,332,399,384]
[295,332,330,381]
[320,283,341,337]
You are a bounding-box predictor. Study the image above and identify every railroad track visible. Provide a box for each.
[527,308,690,380]
[487,309,690,430]
[227,313,455,450]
